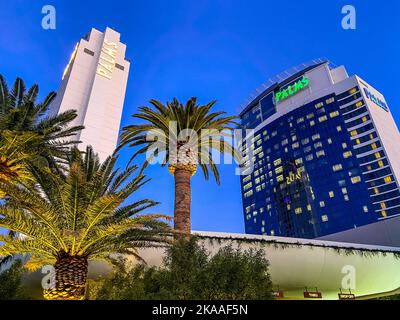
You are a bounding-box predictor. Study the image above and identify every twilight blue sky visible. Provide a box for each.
[0,0,399,233]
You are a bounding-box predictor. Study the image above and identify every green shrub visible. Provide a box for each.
[0,259,30,300]
[91,237,274,300]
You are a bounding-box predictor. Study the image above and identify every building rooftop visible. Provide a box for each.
[239,58,336,117]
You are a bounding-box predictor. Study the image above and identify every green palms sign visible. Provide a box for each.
[275,76,310,104]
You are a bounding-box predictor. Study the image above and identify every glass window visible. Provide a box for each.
[329,111,339,118]
[320,201,325,207]
[318,115,328,122]
[329,191,334,198]
[363,206,369,213]
[312,134,320,141]
[273,158,282,166]
[343,151,352,158]
[310,120,315,126]
[351,176,361,184]
[333,164,343,172]
[337,126,342,132]
[321,215,329,222]
[295,207,302,214]
[384,176,392,184]
[316,150,325,158]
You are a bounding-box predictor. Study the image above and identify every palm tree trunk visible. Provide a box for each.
[174,168,192,238]
[43,255,88,300]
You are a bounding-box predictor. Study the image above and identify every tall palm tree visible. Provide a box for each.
[119,97,238,237]
[0,146,170,300]
[0,75,84,170]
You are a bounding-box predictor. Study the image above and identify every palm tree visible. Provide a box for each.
[0,146,170,300]
[0,75,84,170]
[119,97,238,237]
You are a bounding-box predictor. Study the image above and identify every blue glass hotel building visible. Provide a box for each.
[239,59,400,244]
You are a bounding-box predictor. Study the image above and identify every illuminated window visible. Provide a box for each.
[307,204,312,211]
[380,202,387,209]
[384,176,392,184]
[242,175,251,183]
[351,176,361,184]
[275,166,283,174]
[369,133,374,140]
[292,142,300,149]
[362,116,368,123]
[342,187,348,194]
[297,117,304,124]
[321,215,329,222]
[310,120,315,126]
[316,150,325,158]
[381,211,387,218]
[262,220,265,226]
[295,158,303,165]
[312,134,321,141]
[292,135,297,142]
[355,138,361,145]
[315,102,324,109]
[244,190,253,198]
[337,126,342,132]
[326,97,335,104]
[344,195,349,201]
[307,113,314,119]
[342,143,347,149]
[333,164,343,172]
[261,227,265,233]
[375,152,381,159]
[349,88,357,94]
[274,158,282,166]
[371,143,377,149]
[320,201,325,208]
[277,175,284,182]
[306,154,314,161]
[329,111,339,118]
[319,115,328,122]
[301,138,310,145]
[363,206,369,213]
[366,165,372,171]
[256,185,261,192]
[378,160,384,168]
[350,130,357,137]
[314,142,323,148]
[327,138,333,144]
[243,182,253,191]
[295,207,302,214]
[355,101,363,108]
[270,230,275,236]
[343,151,352,158]
[374,188,379,194]
[329,191,334,198]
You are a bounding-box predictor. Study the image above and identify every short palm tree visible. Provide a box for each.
[0,75,83,169]
[0,146,170,300]
[119,97,238,237]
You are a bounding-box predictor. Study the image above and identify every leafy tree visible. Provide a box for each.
[0,146,171,300]
[0,259,29,300]
[0,75,83,180]
[119,98,238,237]
[91,237,274,300]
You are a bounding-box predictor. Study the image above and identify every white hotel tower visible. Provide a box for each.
[50,27,130,161]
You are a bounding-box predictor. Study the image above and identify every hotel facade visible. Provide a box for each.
[239,59,400,245]
[49,27,130,161]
